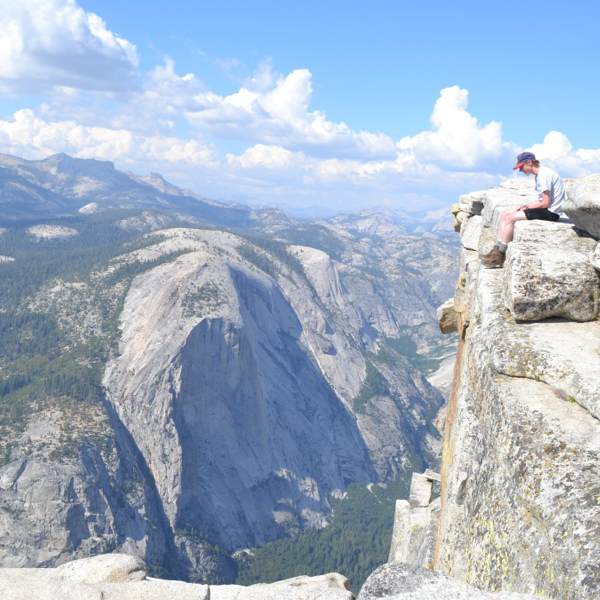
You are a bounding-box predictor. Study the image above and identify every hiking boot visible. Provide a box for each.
[481,251,506,268]
[481,244,500,260]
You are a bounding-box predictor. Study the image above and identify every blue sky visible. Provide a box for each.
[1,0,599,214]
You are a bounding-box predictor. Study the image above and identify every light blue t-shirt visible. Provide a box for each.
[535,166,565,214]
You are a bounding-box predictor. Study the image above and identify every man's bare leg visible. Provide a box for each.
[482,208,528,268]
[498,207,528,248]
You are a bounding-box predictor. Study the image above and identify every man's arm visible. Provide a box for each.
[517,191,551,211]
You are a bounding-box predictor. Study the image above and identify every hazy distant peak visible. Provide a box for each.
[128,171,183,195]
[328,211,406,239]
[0,151,254,226]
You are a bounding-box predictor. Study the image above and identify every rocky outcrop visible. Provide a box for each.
[388,472,441,569]
[103,230,375,552]
[100,228,448,558]
[434,177,600,598]
[504,221,598,321]
[564,174,600,238]
[358,563,540,599]
[0,554,352,600]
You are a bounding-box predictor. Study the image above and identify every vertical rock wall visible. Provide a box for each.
[435,177,600,598]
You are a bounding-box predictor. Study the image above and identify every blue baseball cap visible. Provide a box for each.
[513,151,536,169]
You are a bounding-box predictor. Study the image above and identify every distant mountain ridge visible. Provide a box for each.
[0,153,456,237]
[0,153,251,226]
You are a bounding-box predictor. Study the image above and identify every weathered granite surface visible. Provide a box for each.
[358,563,541,599]
[388,472,441,569]
[505,221,599,321]
[434,177,600,598]
[564,174,600,238]
[480,178,537,232]
[0,554,352,600]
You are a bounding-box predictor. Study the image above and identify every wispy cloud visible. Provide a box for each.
[184,66,398,160]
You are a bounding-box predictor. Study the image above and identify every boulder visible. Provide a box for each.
[408,473,433,509]
[53,553,146,583]
[453,211,468,232]
[458,191,486,216]
[481,178,535,232]
[504,221,599,321]
[357,563,540,599]
[460,215,483,252]
[211,573,353,600]
[437,299,457,334]
[564,174,600,239]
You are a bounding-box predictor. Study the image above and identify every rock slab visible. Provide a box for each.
[504,221,599,321]
[0,555,351,600]
[564,174,600,239]
[358,563,541,599]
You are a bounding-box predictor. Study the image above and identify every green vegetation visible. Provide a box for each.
[353,360,391,413]
[277,223,346,261]
[237,244,279,278]
[0,214,189,462]
[383,335,442,375]
[0,212,156,306]
[182,282,225,317]
[236,234,313,293]
[235,479,408,594]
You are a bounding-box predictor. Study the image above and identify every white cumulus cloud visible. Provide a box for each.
[228,144,299,170]
[0,0,139,94]
[530,131,573,161]
[186,65,397,160]
[398,86,507,169]
[0,109,217,169]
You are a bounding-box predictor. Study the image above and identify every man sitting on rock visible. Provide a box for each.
[481,151,565,268]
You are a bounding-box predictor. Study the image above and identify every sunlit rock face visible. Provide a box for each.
[102,227,446,552]
[104,235,372,549]
[435,178,600,599]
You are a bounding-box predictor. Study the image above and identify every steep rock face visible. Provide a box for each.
[0,406,176,571]
[435,178,600,598]
[103,228,445,551]
[0,217,451,577]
